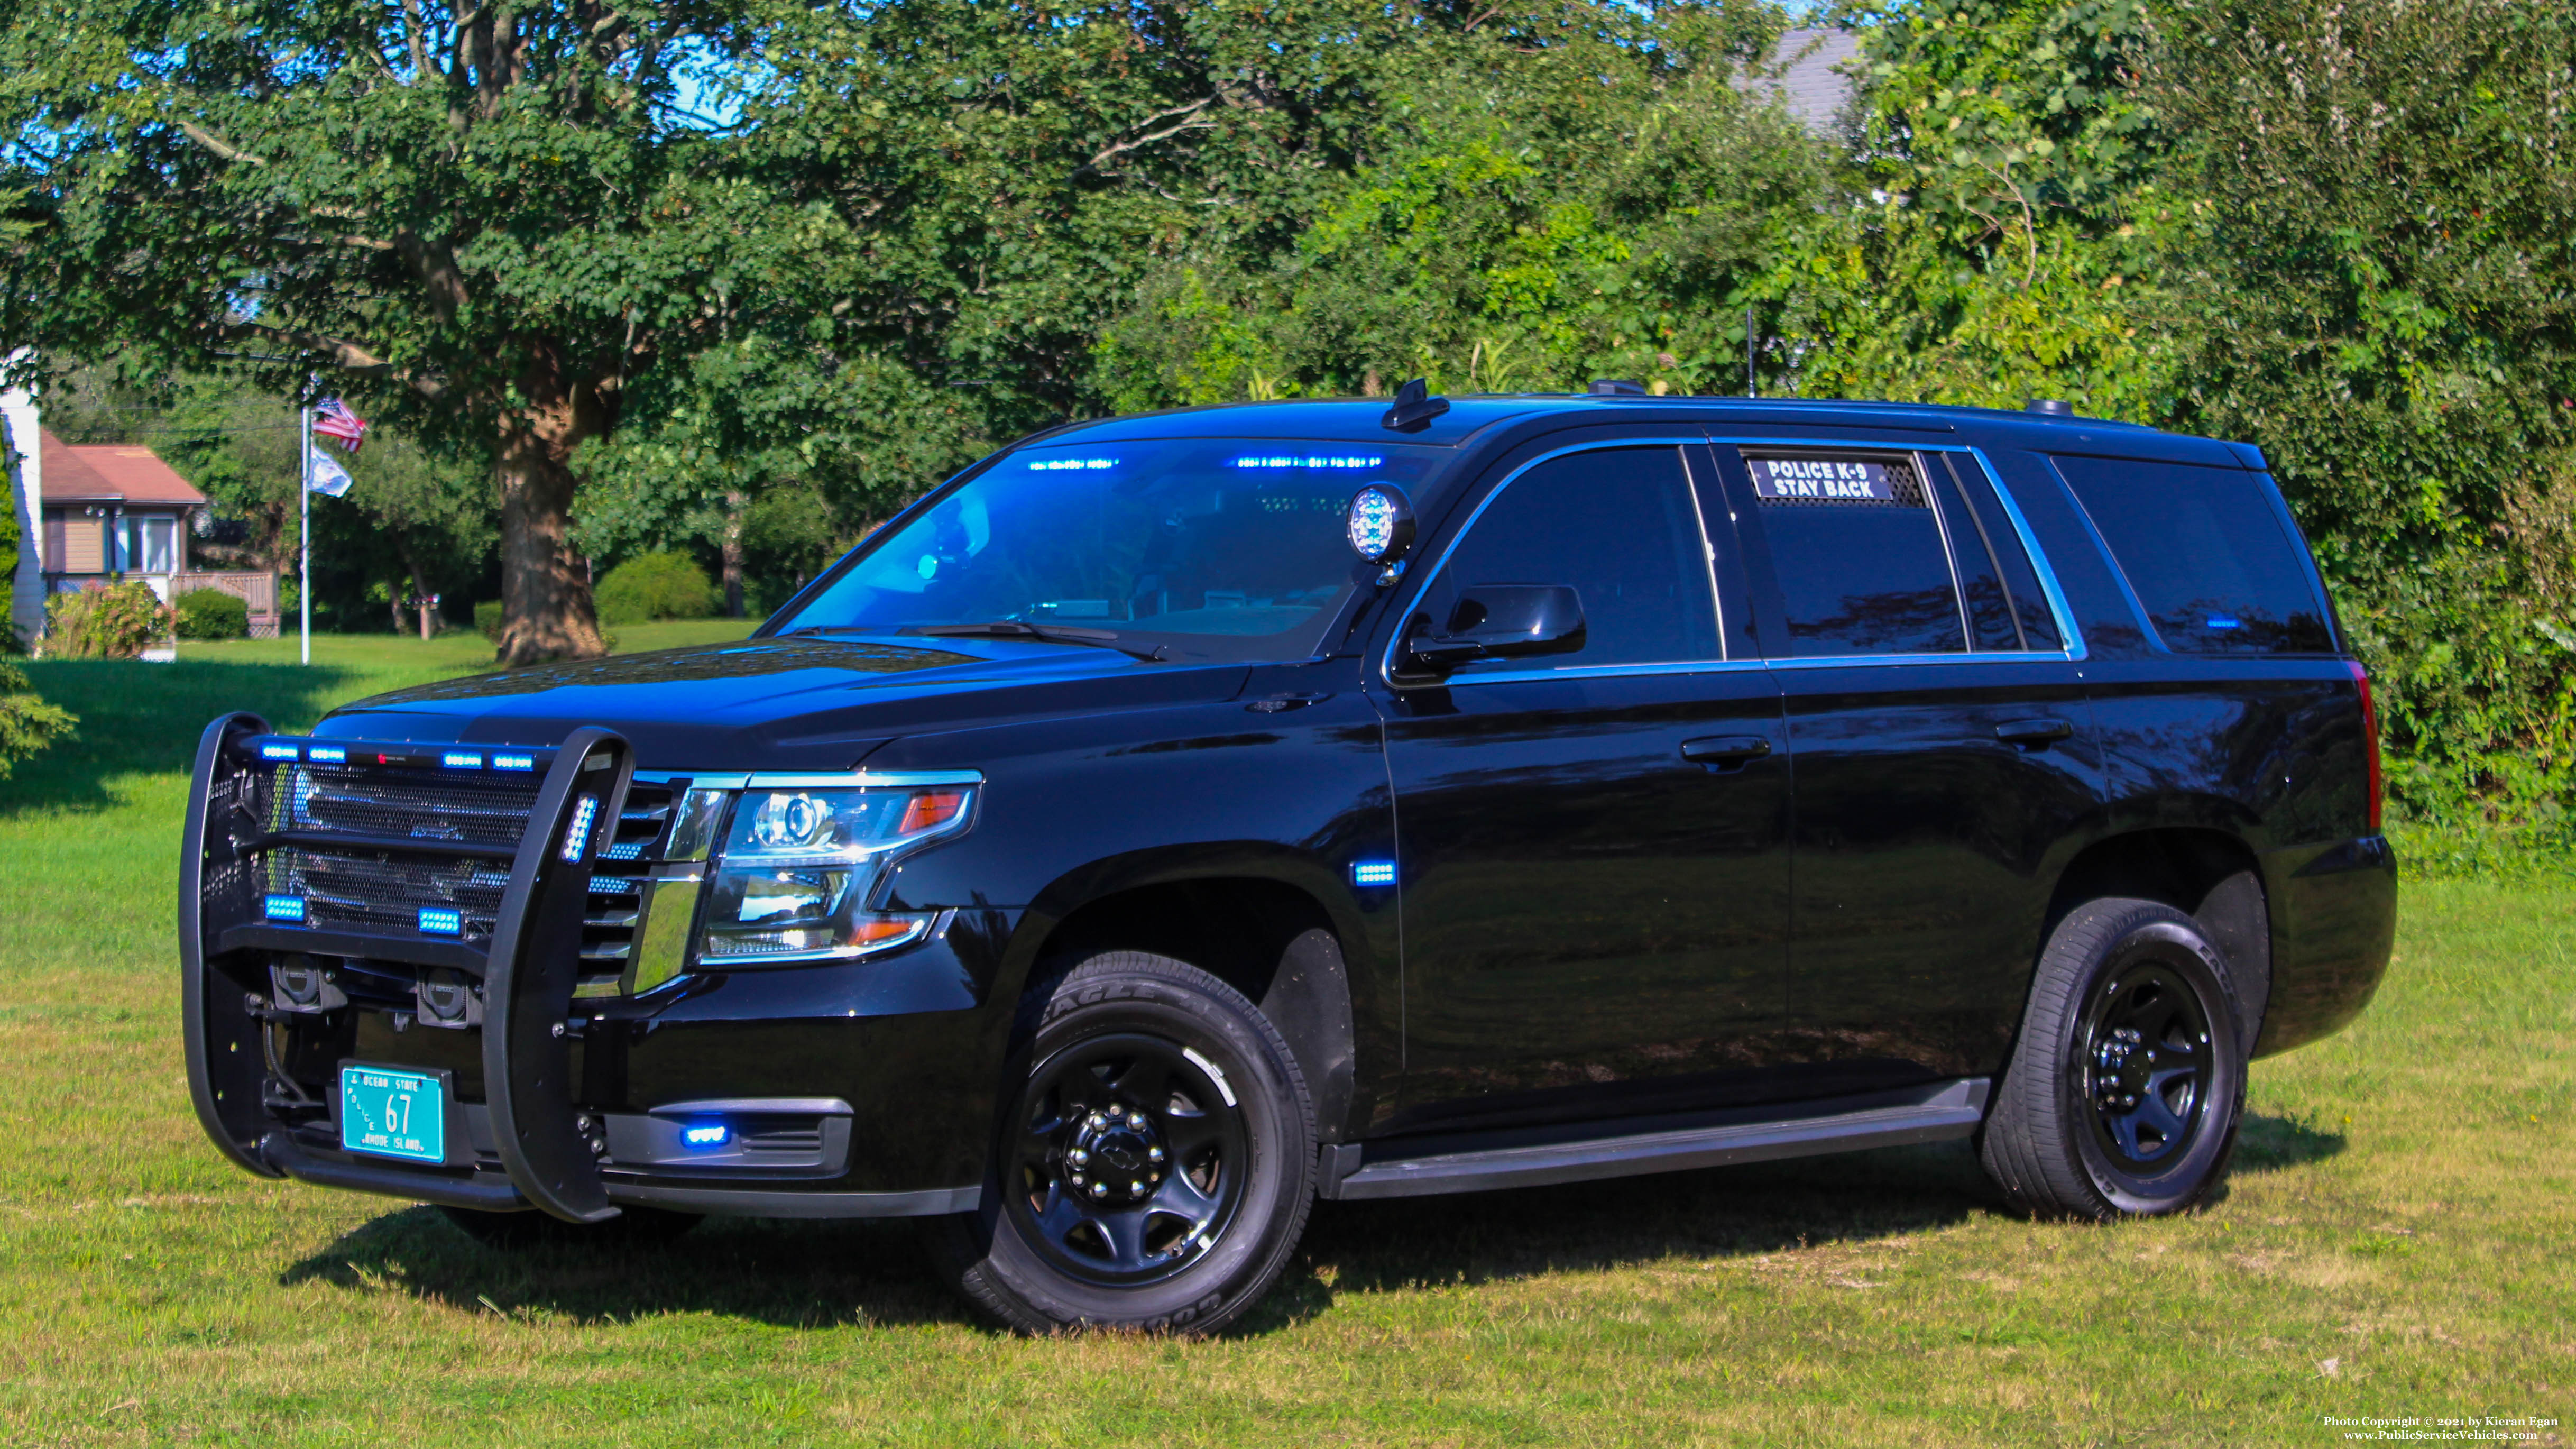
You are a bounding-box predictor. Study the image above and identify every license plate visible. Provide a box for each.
[339,1065,447,1164]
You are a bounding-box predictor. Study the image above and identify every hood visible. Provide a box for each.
[315,636,1255,772]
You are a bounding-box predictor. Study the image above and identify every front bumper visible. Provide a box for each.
[180,714,998,1220]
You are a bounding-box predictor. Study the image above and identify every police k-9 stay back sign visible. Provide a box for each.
[1751,457,1895,502]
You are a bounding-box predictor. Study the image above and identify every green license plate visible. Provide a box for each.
[339,1065,447,1164]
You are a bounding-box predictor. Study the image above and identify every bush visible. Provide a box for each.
[595,551,718,625]
[0,660,76,778]
[173,588,250,641]
[474,600,503,640]
[42,582,174,659]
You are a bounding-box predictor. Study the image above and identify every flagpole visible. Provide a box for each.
[299,401,312,665]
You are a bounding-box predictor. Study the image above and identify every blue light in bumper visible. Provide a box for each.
[261,743,299,762]
[307,745,346,763]
[263,894,307,922]
[560,796,599,862]
[1351,860,1397,887]
[492,753,536,772]
[442,751,483,770]
[417,906,463,936]
[680,1122,730,1150]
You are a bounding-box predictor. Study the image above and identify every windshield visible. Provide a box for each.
[774,438,1449,662]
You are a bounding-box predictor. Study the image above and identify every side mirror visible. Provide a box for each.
[1405,585,1586,671]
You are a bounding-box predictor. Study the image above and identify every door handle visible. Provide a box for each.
[1995,717,2075,749]
[1680,736,1773,769]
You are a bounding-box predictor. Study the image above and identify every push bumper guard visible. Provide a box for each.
[181,713,637,1222]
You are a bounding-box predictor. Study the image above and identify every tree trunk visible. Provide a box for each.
[492,354,612,666]
[721,487,747,618]
[399,545,435,640]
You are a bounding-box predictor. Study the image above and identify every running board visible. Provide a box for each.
[1321,1077,1991,1201]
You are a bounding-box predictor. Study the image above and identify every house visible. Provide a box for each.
[2,399,283,640]
[38,432,210,586]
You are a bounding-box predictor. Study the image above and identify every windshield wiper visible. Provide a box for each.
[899,621,1169,662]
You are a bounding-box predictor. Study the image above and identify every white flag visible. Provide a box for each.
[306,450,354,497]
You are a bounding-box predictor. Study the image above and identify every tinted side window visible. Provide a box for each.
[1743,452,1965,657]
[1938,454,2061,650]
[2054,455,2333,654]
[1417,446,1721,669]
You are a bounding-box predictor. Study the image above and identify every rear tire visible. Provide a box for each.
[438,1203,701,1250]
[930,950,1315,1336]
[1980,897,2247,1219]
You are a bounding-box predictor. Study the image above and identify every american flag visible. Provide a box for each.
[312,397,368,454]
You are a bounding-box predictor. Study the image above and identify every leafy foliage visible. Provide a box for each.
[41,582,169,659]
[172,588,249,641]
[594,551,717,626]
[0,659,73,777]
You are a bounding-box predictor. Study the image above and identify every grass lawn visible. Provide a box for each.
[0,637,2567,1446]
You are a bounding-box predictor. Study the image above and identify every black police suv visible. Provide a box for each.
[181,387,2396,1334]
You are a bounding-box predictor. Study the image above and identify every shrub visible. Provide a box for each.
[173,588,250,641]
[42,582,174,659]
[474,600,503,640]
[0,660,76,778]
[595,551,718,625]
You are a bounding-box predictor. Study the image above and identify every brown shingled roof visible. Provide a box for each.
[39,432,208,507]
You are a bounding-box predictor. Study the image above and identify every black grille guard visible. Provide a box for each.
[181,713,638,1222]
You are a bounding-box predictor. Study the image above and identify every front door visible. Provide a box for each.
[1378,441,1791,1133]
[1715,444,2102,1096]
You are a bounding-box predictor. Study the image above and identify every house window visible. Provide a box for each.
[132,516,177,574]
[60,516,104,574]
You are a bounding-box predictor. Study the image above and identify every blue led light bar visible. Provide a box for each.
[261,743,300,762]
[441,751,483,770]
[560,795,600,863]
[680,1123,730,1149]
[263,894,307,922]
[306,745,346,764]
[492,753,536,772]
[1232,454,1383,470]
[417,906,463,936]
[1026,457,1117,471]
[1351,860,1398,887]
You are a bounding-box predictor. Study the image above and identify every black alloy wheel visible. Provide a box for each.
[2077,963,2215,1172]
[1980,897,2248,1219]
[1009,1033,1249,1285]
[931,950,1315,1336]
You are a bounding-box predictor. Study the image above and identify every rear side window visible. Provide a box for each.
[2053,456,2333,654]
[1418,446,1721,670]
[1742,452,1965,657]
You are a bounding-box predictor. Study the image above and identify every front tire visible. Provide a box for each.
[932,951,1315,1335]
[1980,898,2247,1219]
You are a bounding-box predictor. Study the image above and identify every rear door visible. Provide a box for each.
[1713,443,2103,1096]
[1377,438,1791,1132]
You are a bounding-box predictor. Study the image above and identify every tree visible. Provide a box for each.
[0,0,807,662]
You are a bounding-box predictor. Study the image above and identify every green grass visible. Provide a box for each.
[0,642,2568,1446]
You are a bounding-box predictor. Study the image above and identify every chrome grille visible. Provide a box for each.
[579,783,673,980]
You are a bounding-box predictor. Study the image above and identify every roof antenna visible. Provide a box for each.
[1381,377,1450,433]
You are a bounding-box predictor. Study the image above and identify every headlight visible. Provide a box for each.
[693,783,975,965]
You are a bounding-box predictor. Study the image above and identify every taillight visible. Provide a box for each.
[2347,659,2382,833]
